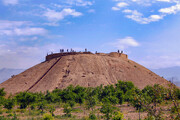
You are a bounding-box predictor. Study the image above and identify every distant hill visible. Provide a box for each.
[0,68,24,83]
[0,52,169,94]
[152,66,180,87]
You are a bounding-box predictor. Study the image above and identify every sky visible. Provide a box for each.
[0,0,180,69]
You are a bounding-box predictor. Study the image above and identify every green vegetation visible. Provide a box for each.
[0,81,179,119]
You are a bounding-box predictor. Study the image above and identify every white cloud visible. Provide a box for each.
[65,0,93,6]
[111,37,140,50]
[2,0,18,5]
[0,28,47,36]
[0,20,47,36]
[117,2,129,7]
[112,7,120,11]
[0,20,31,29]
[123,9,164,24]
[14,28,47,36]
[157,0,171,2]
[112,2,129,11]
[112,0,180,24]
[43,8,83,22]
[159,3,180,14]
[19,37,38,42]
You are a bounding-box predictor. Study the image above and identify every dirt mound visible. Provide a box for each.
[0,52,169,94]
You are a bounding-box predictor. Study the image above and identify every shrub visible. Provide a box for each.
[43,113,54,120]
[89,113,97,120]
[112,112,124,120]
[37,101,46,113]
[11,112,19,120]
[45,91,58,103]
[68,101,75,108]
[48,105,55,116]
[0,88,6,97]
[116,90,124,104]
[63,104,72,117]
[171,106,180,113]
[30,104,36,110]
[116,81,134,94]
[15,92,37,109]
[0,97,5,105]
[3,99,14,110]
[100,103,115,120]
[86,96,97,111]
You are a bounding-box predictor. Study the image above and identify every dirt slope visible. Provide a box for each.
[0,53,169,94]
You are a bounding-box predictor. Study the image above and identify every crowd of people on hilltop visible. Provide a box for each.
[59,48,88,53]
[47,48,124,56]
[47,48,88,56]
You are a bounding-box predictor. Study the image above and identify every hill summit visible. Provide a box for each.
[0,50,169,94]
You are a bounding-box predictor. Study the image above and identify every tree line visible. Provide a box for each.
[0,81,180,120]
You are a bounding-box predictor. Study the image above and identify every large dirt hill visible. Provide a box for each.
[0,52,169,94]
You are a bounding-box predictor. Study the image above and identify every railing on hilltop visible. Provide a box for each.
[46,52,92,61]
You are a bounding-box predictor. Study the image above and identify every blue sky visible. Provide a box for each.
[0,0,180,69]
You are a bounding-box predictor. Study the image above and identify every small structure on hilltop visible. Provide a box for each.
[46,49,128,61]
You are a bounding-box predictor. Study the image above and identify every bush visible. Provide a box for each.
[112,112,124,120]
[63,104,72,117]
[0,116,7,120]
[43,113,54,120]
[175,88,180,99]
[89,113,97,120]
[116,90,124,104]
[86,96,97,111]
[68,101,75,108]
[3,99,14,110]
[48,105,55,116]
[0,88,6,97]
[30,104,36,110]
[171,106,180,113]
[11,112,19,120]
[15,92,37,109]
[37,101,46,113]
[100,103,115,120]
[0,97,5,105]
[45,91,58,103]
[116,81,134,94]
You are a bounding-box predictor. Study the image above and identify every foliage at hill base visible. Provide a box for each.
[0,81,179,120]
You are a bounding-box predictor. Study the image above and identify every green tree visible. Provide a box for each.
[68,100,75,108]
[100,103,115,120]
[37,101,46,113]
[112,111,124,120]
[43,113,54,120]
[60,85,76,103]
[116,90,124,104]
[115,81,134,94]
[89,112,97,120]
[48,105,55,116]
[131,84,166,120]
[45,91,56,103]
[0,88,6,97]
[168,83,180,119]
[3,98,14,110]
[86,96,97,111]
[73,85,86,105]
[63,104,72,117]
[15,92,37,109]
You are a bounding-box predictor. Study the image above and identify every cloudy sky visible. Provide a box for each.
[0,0,180,69]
